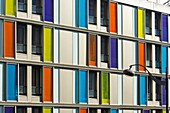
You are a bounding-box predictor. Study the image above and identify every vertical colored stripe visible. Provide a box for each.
[75,0,79,27]
[162,78,166,105]
[0,20,3,57]
[162,46,167,73]
[110,3,117,33]
[53,68,58,103]
[6,0,16,16]
[44,27,53,62]
[111,109,118,113]
[44,0,53,22]
[89,34,97,66]
[80,70,87,103]
[5,107,14,113]
[138,42,145,71]
[43,108,52,113]
[134,8,137,37]
[79,0,87,28]
[140,76,147,105]
[7,64,17,100]
[162,15,168,42]
[138,9,144,38]
[80,109,87,113]
[110,38,118,68]
[44,67,53,101]
[75,70,79,103]
[0,0,4,14]
[102,72,109,103]
[4,22,15,58]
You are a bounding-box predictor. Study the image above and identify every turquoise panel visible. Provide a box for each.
[79,0,87,28]
[80,70,87,103]
[0,0,4,14]
[140,76,147,105]
[162,46,167,73]
[111,109,118,113]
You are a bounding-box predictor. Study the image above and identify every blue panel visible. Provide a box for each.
[79,0,87,28]
[0,0,4,14]
[7,64,17,100]
[75,70,79,103]
[44,0,53,22]
[162,46,167,73]
[75,0,79,27]
[140,76,147,105]
[80,70,87,103]
[0,20,3,57]
[111,109,118,113]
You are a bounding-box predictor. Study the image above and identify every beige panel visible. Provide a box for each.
[60,109,74,113]
[60,69,74,103]
[122,5,133,37]
[60,0,73,26]
[60,30,73,64]
[123,110,134,113]
[110,73,118,105]
[79,33,87,66]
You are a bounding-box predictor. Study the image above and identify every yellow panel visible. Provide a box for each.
[43,108,51,113]
[163,110,166,113]
[44,27,53,62]
[6,0,16,16]
[138,9,144,38]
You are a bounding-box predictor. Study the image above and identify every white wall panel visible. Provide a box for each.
[54,28,59,63]
[53,108,59,113]
[118,4,122,35]
[60,109,75,113]
[0,64,3,101]
[54,0,59,24]
[53,68,59,103]
[79,33,87,66]
[118,39,122,105]
[73,32,78,65]
[168,16,170,43]
[110,73,118,104]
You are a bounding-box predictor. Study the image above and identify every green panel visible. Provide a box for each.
[43,108,52,113]
[102,72,109,103]
[6,0,16,16]
[44,27,53,62]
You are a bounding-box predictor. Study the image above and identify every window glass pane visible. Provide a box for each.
[32,66,41,95]
[17,107,27,113]
[19,65,27,95]
[89,71,97,98]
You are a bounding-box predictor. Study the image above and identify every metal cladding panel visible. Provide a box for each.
[138,42,145,71]
[43,108,52,113]
[143,110,149,113]
[6,0,16,15]
[0,0,4,14]
[80,70,87,103]
[53,68,59,103]
[110,3,117,33]
[5,107,14,113]
[44,0,53,22]
[0,64,3,101]
[79,0,87,28]
[162,78,166,105]
[140,76,147,105]
[7,64,17,100]
[138,9,144,38]
[0,20,3,57]
[110,38,118,68]
[162,46,167,74]
[111,110,118,113]
[162,15,168,42]
[54,28,59,63]
[102,72,109,103]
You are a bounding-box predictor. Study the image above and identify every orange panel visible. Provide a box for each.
[44,67,53,101]
[110,3,117,33]
[139,43,145,71]
[89,34,97,66]
[4,22,15,58]
[80,109,87,113]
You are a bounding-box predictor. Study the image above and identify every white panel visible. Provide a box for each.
[169,79,170,106]
[134,110,138,113]
[72,71,75,103]
[118,4,122,35]
[73,32,78,65]
[97,36,101,67]
[97,0,101,29]
[119,110,122,113]
[110,73,118,104]
[54,0,59,24]
[53,108,59,113]
[134,42,137,105]
[118,39,122,105]
[79,33,87,66]
[118,39,122,70]
[60,109,74,113]
[60,0,73,26]
[0,64,3,101]
[53,68,59,103]
[168,48,170,75]
[60,30,73,64]
[168,16,170,43]
[54,28,59,63]
[72,0,75,26]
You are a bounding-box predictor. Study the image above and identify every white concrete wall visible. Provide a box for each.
[110,73,118,105]
[79,33,87,66]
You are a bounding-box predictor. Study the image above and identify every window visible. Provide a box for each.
[89,0,97,24]
[155,45,161,68]
[155,12,161,36]
[19,65,27,95]
[155,77,161,101]
[17,107,27,113]
[17,23,27,53]
[146,43,152,67]
[101,0,108,26]
[32,107,42,113]
[89,71,97,98]
[32,0,42,14]
[18,0,27,12]
[148,76,152,101]
[101,109,109,113]
[32,66,42,95]
[101,36,109,62]
[89,109,97,113]
[145,10,152,35]
[32,25,42,54]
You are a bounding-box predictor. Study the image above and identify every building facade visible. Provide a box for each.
[0,0,170,113]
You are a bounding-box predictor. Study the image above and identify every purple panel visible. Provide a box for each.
[143,110,149,113]
[162,78,166,105]
[5,107,14,113]
[162,15,168,42]
[44,0,53,22]
[110,38,118,68]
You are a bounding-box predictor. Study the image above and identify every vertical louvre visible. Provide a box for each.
[162,78,166,105]
[44,0,53,22]
[102,72,109,103]
[44,27,53,62]
[7,64,17,100]
[43,108,52,113]
[162,46,167,73]
[5,107,14,113]
[4,21,15,58]
[80,70,87,103]
[118,4,122,35]
[162,15,168,42]
[138,9,144,38]
[44,67,53,102]
[138,42,145,71]
[140,76,147,105]
[89,34,97,66]
[110,3,117,33]
[0,64,4,101]
[6,0,16,15]
[80,109,87,113]
[0,20,3,57]
[110,38,118,68]
[79,0,87,28]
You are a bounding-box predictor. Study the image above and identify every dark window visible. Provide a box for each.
[148,76,152,101]
[89,0,97,24]
[19,65,27,95]
[32,107,42,113]
[101,0,108,26]
[89,71,97,98]
[17,23,27,53]
[146,43,152,67]
[32,0,42,14]
[32,66,42,95]
[101,36,109,62]
[155,12,161,36]
[155,77,161,101]
[155,45,161,68]
[32,25,42,54]
[89,109,97,113]
[17,107,27,113]
[155,110,162,113]
[101,109,109,113]
[145,10,152,35]
[18,0,27,12]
